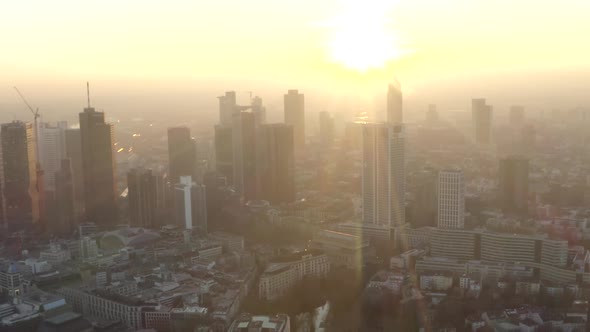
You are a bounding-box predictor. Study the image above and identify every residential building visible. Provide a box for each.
[437,170,465,229]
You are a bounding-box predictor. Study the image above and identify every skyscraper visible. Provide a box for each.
[437,170,465,229]
[175,176,207,233]
[257,124,295,204]
[38,121,67,192]
[79,107,117,225]
[65,128,84,217]
[232,111,257,201]
[411,167,438,227]
[509,105,525,127]
[0,121,40,226]
[499,156,529,215]
[214,125,234,183]
[387,83,403,125]
[54,158,75,234]
[472,98,493,144]
[127,168,157,228]
[362,123,405,227]
[426,104,438,123]
[319,111,335,149]
[167,127,196,184]
[218,91,237,126]
[284,89,305,152]
[251,96,266,126]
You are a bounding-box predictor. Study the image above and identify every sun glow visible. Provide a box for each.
[324,0,411,72]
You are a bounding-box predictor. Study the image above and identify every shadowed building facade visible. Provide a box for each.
[79,108,117,225]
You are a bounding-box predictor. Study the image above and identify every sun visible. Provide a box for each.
[324,0,411,72]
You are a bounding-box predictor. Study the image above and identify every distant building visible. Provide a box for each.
[1,121,40,225]
[127,168,157,228]
[319,111,335,148]
[167,126,196,184]
[509,105,525,126]
[426,104,438,123]
[499,156,529,216]
[54,159,75,234]
[38,121,68,192]
[387,83,403,125]
[284,89,305,152]
[218,91,237,127]
[310,229,373,268]
[175,176,207,233]
[79,107,117,225]
[228,313,291,332]
[411,168,438,228]
[256,123,295,204]
[472,98,493,144]
[252,96,267,126]
[259,251,329,301]
[0,263,24,298]
[437,170,465,229]
[362,123,405,227]
[232,111,258,201]
[65,128,84,217]
[214,125,234,184]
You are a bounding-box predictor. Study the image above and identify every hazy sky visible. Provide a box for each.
[1,0,590,122]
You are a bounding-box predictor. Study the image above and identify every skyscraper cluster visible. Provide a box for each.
[213,90,298,205]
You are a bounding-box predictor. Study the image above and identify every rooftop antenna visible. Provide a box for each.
[86,81,91,109]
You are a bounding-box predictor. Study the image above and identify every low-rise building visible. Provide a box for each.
[259,251,330,301]
[228,313,290,332]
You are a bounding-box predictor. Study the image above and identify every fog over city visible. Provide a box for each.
[2,1,590,332]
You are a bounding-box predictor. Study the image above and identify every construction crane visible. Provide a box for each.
[13,87,41,124]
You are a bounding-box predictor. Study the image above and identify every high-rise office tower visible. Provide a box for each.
[437,170,465,229]
[387,83,403,125]
[426,104,438,123]
[214,125,233,183]
[54,158,75,234]
[0,140,6,229]
[232,111,258,201]
[218,91,237,126]
[38,121,68,192]
[167,127,196,184]
[79,107,117,225]
[499,156,529,215]
[257,124,295,204]
[319,111,335,149]
[65,128,84,217]
[509,105,525,127]
[362,123,405,227]
[0,121,40,225]
[127,168,157,228]
[472,98,493,144]
[411,167,438,227]
[175,176,207,233]
[252,96,266,126]
[284,89,305,152]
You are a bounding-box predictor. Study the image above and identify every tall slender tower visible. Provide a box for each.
[284,89,305,152]
[0,121,40,226]
[127,168,157,228]
[499,156,529,216]
[38,121,67,192]
[54,158,75,234]
[437,170,465,229]
[257,124,295,204]
[362,123,405,227]
[232,111,257,201]
[175,176,207,233]
[387,83,403,125]
[65,128,84,217]
[79,86,117,225]
[167,127,196,184]
[218,91,237,127]
[472,98,493,144]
